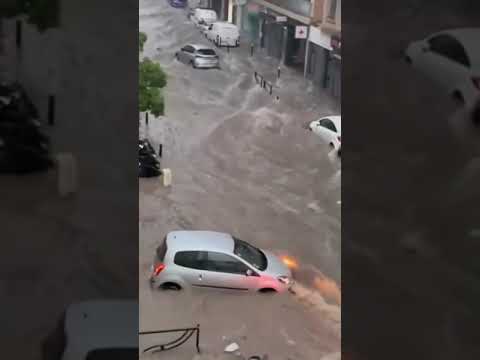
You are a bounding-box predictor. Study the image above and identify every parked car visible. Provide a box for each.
[198,20,211,35]
[175,44,220,69]
[41,300,138,360]
[149,231,294,293]
[405,28,480,106]
[191,8,217,27]
[0,90,53,174]
[0,81,39,119]
[139,139,161,178]
[206,22,240,47]
[168,0,187,8]
[309,115,341,155]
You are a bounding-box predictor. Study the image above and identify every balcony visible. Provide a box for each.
[261,0,312,18]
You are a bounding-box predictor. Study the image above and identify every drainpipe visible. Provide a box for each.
[280,25,288,65]
[227,0,233,22]
[304,38,310,78]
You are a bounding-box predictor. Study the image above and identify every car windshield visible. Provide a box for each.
[233,237,267,271]
[197,49,216,56]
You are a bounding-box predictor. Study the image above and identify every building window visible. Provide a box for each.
[328,0,337,20]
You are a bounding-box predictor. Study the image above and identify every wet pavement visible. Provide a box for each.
[139,0,341,358]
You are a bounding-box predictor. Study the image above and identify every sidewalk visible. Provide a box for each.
[214,39,341,115]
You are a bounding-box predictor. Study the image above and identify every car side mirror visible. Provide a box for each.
[245,269,253,276]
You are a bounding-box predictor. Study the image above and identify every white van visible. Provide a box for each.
[206,22,240,47]
[192,8,217,27]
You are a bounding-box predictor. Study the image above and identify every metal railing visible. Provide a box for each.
[254,71,278,96]
[139,324,201,354]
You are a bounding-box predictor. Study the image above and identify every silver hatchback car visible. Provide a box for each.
[150,231,293,293]
[175,44,220,69]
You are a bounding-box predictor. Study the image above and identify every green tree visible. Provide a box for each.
[139,32,147,52]
[139,32,167,117]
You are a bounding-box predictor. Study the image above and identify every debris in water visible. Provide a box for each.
[225,343,240,353]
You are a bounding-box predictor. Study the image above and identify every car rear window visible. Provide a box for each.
[428,34,470,67]
[156,237,167,261]
[197,49,216,56]
[86,348,138,360]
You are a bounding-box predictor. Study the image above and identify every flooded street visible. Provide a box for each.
[139,0,341,358]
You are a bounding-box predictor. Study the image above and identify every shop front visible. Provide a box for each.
[234,1,261,44]
[306,26,331,90]
[325,34,341,101]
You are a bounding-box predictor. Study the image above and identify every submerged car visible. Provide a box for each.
[309,115,341,155]
[42,300,138,360]
[206,22,240,47]
[168,0,187,8]
[139,139,161,178]
[175,44,220,69]
[405,28,480,106]
[150,231,294,293]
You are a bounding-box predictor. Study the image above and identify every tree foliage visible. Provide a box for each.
[139,32,147,52]
[0,0,60,32]
[139,32,167,117]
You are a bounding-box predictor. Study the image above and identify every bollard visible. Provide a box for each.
[158,143,163,158]
[277,66,281,79]
[269,84,273,95]
[56,152,77,197]
[145,112,149,125]
[250,43,254,56]
[162,168,172,187]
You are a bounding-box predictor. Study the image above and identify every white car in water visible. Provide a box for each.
[405,28,480,106]
[309,115,341,155]
[205,22,240,47]
[150,231,294,293]
[191,8,217,27]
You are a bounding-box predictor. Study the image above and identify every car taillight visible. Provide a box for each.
[472,77,480,90]
[153,264,165,276]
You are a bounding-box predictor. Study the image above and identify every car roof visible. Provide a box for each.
[318,115,341,132]
[429,28,480,67]
[189,44,214,50]
[166,231,235,253]
[64,300,138,353]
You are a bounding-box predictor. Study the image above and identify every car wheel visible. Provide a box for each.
[161,282,182,291]
[258,288,277,294]
[191,61,196,69]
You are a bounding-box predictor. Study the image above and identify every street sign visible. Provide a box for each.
[276,16,287,22]
[295,25,308,39]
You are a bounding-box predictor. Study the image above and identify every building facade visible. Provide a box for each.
[232,0,312,71]
[305,0,341,101]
